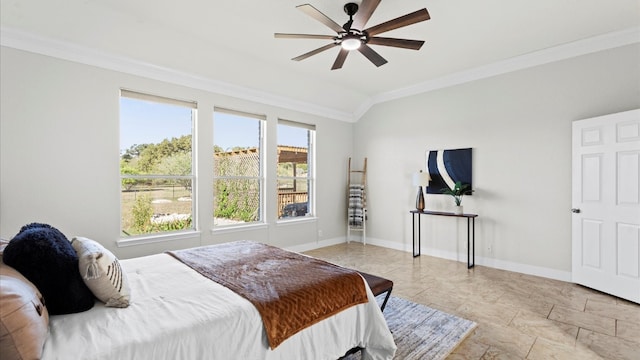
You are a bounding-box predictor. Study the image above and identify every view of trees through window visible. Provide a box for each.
[213,110,263,226]
[119,91,195,237]
[120,97,316,236]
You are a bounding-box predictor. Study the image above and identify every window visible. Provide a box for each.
[277,120,315,219]
[119,90,196,237]
[213,109,264,226]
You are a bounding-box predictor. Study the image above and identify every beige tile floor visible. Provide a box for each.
[304,243,640,360]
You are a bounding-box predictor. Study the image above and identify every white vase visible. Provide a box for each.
[454,205,463,215]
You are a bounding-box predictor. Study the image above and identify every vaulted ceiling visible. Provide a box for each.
[1,0,639,121]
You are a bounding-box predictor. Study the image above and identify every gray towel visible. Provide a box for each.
[348,184,365,227]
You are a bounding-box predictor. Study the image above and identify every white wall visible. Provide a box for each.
[354,44,640,279]
[0,47,353,259]
[3,42,639,281]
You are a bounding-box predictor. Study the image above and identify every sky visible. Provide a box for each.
[120,97,307,153]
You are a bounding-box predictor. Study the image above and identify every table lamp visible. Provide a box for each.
[412,170,431,211]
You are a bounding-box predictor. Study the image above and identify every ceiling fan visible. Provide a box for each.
[275,0,430,70]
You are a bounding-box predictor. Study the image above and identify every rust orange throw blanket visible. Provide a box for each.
[167,241,368,349]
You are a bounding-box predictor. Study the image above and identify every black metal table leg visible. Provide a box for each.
[467,217,470,268]
[467,217,475,269]
[409,210,477,265]
[472,217,475,268]
[412,213,420,257]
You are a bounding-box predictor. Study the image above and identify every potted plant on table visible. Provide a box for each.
[441,181,473,215]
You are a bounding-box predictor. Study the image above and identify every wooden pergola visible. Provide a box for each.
[215,145,307,164]
[276,145,308,163]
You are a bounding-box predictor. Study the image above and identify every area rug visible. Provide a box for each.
[345,296,477,360]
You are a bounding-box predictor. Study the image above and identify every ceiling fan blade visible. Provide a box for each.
[368,37,425,50]
[331,48,349,70]
[275,33,335,40]
[292,43,338,61]
[358,44,388,67]
[352,0,381,30]
[365,8,430,36]
[296,4,344,33]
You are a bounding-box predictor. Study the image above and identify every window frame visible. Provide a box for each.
[277,119,316,221]
[118,89,197,239]
[213,108,266,228]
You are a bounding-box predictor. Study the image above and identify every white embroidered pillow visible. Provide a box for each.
[71,237,130,307]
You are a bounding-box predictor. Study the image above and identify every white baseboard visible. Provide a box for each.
[477,255,572,282]
[372,237,572,282]
[286,236,572,282]
[284,237,346,253]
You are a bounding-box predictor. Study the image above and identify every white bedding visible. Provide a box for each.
[42,253,396,360]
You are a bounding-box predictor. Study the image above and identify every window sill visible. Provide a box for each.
[117,230,201,248]
[211,222,268,234]
[276,216,318,226]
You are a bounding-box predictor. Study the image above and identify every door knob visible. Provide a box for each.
[571,208,581,213]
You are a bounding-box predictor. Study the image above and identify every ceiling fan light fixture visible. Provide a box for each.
[341,36,361,50]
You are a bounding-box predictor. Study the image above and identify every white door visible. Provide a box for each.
[572,109,640,304]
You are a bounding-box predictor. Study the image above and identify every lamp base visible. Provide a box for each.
[416,186,425,211]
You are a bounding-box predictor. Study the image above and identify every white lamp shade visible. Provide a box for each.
[341,37,361,50]
[412,171,431,186]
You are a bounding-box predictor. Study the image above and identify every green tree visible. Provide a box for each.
[124,135,192,174]
[121,143,149,162]
[136,143,160,173]
[120,160,141,190]
[155,152,192,190]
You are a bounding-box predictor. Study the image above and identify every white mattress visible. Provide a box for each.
[42,253,396,360]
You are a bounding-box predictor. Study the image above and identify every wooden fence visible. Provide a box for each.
[278,191,308,217]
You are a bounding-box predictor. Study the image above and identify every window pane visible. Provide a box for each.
[214,110,263,225]
[120,178,193,236]
[213,178,260,225]
[120,93,195,237]
[277,122,314,219]
[214,149,260,177]
[278,179,309,218]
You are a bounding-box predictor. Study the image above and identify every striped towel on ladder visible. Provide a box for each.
[349,184,365,227]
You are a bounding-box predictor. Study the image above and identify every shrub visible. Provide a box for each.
[132,195,153,231]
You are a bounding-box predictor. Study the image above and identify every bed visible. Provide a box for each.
[31,240,396,360]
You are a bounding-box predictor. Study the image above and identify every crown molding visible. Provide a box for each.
[354,27,640,119]
[3,26,638,123]
[0,27,355,123]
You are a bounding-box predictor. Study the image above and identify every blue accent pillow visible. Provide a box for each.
[2,223,95,315]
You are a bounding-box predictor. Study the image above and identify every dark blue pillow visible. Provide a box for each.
[3,223,95,315]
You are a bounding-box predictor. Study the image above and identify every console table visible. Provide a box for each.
[410,210,478,268]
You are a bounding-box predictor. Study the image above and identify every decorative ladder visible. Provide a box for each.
[347,157,367,244]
